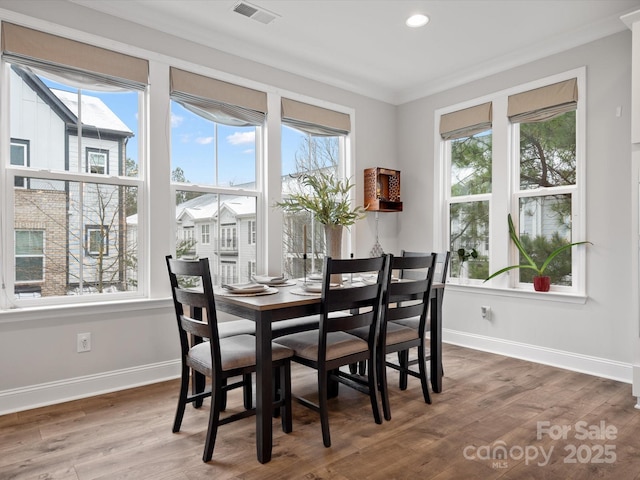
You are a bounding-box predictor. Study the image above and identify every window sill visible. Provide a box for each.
[0,297,173,325]
[447,283,588,304]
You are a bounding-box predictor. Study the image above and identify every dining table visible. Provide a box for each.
[214,281,445,464]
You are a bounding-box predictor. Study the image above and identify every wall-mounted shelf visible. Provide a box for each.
[364,167,402,212]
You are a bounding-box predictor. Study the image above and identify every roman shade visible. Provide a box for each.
[281,98,350,136]
[439,102,492,140]
[1,22,148,89]
[170,67,266,126]
[508,78,578,123]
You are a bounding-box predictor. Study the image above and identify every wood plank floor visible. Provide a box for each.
[2,344,640,480]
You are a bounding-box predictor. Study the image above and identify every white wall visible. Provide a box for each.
[398,31,634,382]
[0,1,395,413]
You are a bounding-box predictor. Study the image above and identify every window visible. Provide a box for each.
[15,230,44,283]
[280,98,350,278]
[201,224,210,244]
[440,72,585,293]
[3,22,147,304]
[170,67,263,285]
[11,139,29,188]
[86,148,108,174]
[86,225,108,256]
[248,220,256,245]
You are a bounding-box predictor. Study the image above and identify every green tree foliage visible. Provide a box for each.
[520,111,576,190]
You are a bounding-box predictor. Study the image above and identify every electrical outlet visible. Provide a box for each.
[481,306,491,320]
[77,332,91,353]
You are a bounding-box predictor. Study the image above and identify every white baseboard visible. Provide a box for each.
[0,360,181,415]
[443,329,632,384]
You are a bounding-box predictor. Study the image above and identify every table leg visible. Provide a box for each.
[255,313,273,463]
[430,288,443,393]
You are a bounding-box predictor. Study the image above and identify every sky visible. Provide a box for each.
[41,74,303,186]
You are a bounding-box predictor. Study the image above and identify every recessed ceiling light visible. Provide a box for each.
[406,13,429,28]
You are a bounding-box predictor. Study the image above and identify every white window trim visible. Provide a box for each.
[434,67,587,299]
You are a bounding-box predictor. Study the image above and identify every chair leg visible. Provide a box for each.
[417,344,432,405]
[367,354,383,425]
[318,367,332,447]
[243,373,253,410]
[280,361,293,433]
[377,355,391,421]
[327,369,339,399]
[358,360,366,376]
[220,378,227,411]
[398,350,409,390]
[202,377,224,462]
[193,370,206,408]
[173,364,190,432]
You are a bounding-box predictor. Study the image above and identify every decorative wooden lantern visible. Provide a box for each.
[364,167,402,212]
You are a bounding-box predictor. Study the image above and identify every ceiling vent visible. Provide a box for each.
[232,2,279,25]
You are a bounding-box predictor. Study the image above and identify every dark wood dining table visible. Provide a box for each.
[214,282,445,463]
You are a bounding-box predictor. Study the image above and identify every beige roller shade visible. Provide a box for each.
[440,102,492,140]
[170,67,267,114]
[1,22,148,86]
[281,98,350,135]
[508,78,577,123]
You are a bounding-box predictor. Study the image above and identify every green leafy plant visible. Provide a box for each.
[274,171,365,226]
[484,213,591,282]
[457,247,478,263]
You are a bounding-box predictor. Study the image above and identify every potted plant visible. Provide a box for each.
[456,247,477,284]
[275,170,365,260]
[484,214,591,291]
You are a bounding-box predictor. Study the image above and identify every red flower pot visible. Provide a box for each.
[533,275,551,292]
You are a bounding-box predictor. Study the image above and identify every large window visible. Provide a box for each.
[441,72,585,293]
[169,67,264,285]
[2,22,147,305]
[280,98,350,278]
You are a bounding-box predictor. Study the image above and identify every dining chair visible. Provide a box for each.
[349,253,435,420]
[275,255,389,447]
[165,255,294,462]
[393,250,450,387]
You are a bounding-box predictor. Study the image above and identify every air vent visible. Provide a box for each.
[232,1,279,25]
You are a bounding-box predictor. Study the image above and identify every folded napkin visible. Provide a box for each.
[221,282,268,292]
[252,274,286,285]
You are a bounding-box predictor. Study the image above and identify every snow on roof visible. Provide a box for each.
[52,89,132,134]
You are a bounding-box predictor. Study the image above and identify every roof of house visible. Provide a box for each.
[52,89,133,134]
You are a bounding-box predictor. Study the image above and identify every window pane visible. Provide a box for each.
[281,125,342,277]
[451,130,492,196]
[16,257,43,282]
[450,201,489,280]
[16,230,43,255]
[519,110,576,190]
[175,191,257,285]
[14,178,138,297]
[518,194,573,286]
[170,101,257,187]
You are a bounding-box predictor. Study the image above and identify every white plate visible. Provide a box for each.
[302,282,342,293]
[252,274,287,285]
[221,283,268,294]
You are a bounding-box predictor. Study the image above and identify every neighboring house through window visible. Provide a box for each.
[11,139,29,188]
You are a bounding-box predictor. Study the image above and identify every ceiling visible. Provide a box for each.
[69,0,640,105]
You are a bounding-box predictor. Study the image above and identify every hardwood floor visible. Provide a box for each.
[2,345,640,479]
